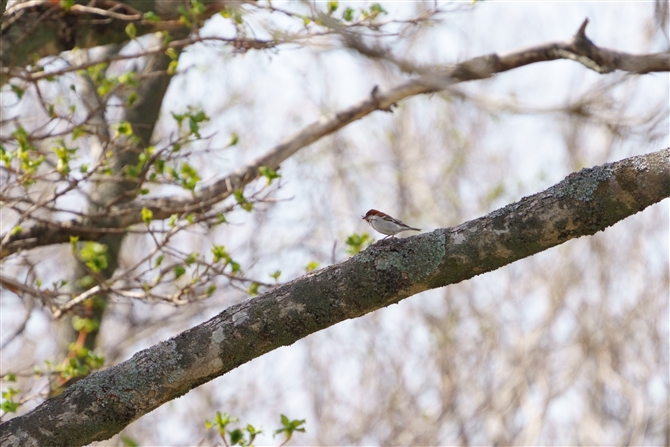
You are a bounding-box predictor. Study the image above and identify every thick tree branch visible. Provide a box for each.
[1,19,668,259]
[2,148,668,447]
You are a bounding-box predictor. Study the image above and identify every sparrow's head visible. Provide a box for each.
[362,209,384,222]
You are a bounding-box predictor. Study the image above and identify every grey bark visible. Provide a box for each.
[1,148,668,447]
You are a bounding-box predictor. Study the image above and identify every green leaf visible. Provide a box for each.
[167,60,179,75]
[227,132,239,147]
[327,0,338,14]
[172,112,185,127]
[85,351,105,369]
[10,225,21,237]
[70,236,79,253]
[269,270,281,281]
[273,415,306,441]
[72,316,100,333]
[246,424,262,444]
[228,428,244,445]
[185,252,198,266]
[96,77,117,97]
[141,207,153,225]
[362,3,387,20]
[76,275,95,289]
[114,121,133,137]
[72,126,86,140]
[259,166,280,184]
[369,3,387,16]
[125,164,140,178]
[59,0,75,10]
[179,163,200,190]
[345,232,373,255]
[51,140,78,175]
[126,92,139,107]
[211,245,228,263]
[233,190,253,212]
[179,12,192,28]
[232,189,244,203]
[125,23,137,40]
[211,246,240,272]
[120,435,140,447]
[191,0,206,16]
[161,31,172,46]
[186,110,209,138]
[1,396,19,413]
[205,412,237,437]
[219,6,244,24]
[2,387,19,400]
[143,11,161,22]
[173,265,186,279]
[118,72,139,86]
[247,282,259,296]
[342,7,354,21]
[229,260,241,273]
[305,261,319,272]
[167,167,179,181]
[85,62,108,83]
[154,255,164,267]
[189,119,201,137]
[78,242,108,273]
[165,48,179,61]
[3,373,16,382]
[10,84,24,99]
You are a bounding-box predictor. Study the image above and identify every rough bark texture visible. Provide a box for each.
[2,148,668,447]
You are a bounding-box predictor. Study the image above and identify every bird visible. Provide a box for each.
[362,209,421,239]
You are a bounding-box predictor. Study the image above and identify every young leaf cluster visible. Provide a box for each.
[204,412,305,447]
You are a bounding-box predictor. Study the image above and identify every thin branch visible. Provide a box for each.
[2,35,277,82]
[0,274,59,300]
[2,19,669,259]
[0,295,34,350]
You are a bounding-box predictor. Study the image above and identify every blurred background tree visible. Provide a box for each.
[1,0,668,445]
